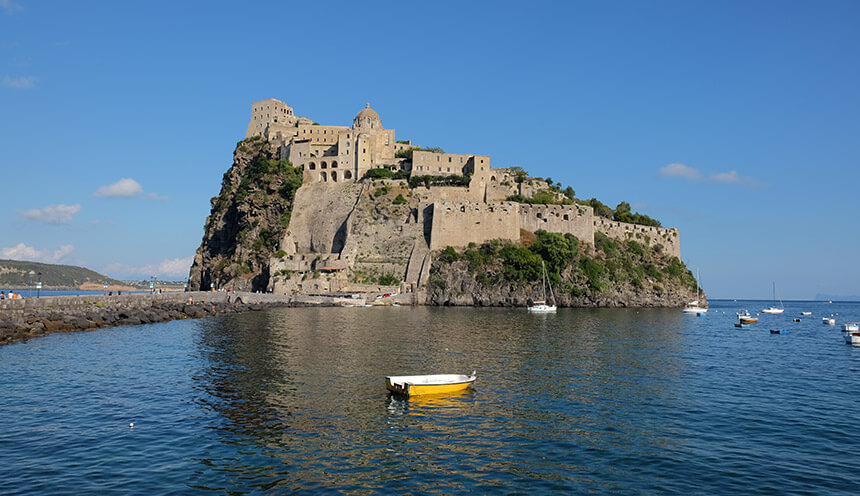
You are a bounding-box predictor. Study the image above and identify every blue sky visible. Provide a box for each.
[1,1,858,299]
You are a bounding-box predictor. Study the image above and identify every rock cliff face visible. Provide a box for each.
[188,136,302,292]
[425,232,703,307]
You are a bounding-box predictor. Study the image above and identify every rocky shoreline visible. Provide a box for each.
[0,291,295,347]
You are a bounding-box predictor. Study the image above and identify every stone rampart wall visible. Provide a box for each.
[519,204,595,241]
[430,202,519,249]
[593,219,681,258]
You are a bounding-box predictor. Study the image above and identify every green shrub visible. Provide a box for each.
[439,246,460,263]
[392,194,407,204]
[378,273,399,286]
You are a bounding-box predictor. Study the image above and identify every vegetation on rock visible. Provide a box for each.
[428,230,699,307]
[189,136,303,292]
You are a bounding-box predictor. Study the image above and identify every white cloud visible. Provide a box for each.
[660,163,760,186]
[102,256,194,279]
[1,243,75,263]
[0,0,23,14]
[709,170,741,183]
[20,203,81,224]
[660,163,702,181]
[147,192,169,201]
[2,75,38,89]
[94,178,143,197]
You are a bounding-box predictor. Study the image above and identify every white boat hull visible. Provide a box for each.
[683,307,708,314]
[844,332,860,346]
[762,307,784,314]
[528,304,557,313]
[841,323,859,332]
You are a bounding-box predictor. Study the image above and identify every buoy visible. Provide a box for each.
[129,422,134,429]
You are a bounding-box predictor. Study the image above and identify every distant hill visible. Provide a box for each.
[0,259,123,289]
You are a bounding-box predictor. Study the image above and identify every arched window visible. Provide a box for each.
[332,171,338,182]
[321,161,327,169]
[331,161,337,168]
[344,170,352,180]
[491,176,497,182]
[309,162,316,170]
[321,171,328,182]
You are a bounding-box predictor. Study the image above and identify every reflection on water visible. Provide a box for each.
[2,303,859,494]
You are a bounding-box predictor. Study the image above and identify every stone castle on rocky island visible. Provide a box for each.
[245,98,680,295]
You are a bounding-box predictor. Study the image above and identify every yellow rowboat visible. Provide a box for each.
[386,371,476,397]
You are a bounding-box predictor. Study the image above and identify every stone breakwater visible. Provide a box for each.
[0,291,295,347]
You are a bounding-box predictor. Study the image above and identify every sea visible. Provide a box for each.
[0,299,858,495]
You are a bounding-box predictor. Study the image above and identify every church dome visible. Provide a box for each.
[353,103,382,130]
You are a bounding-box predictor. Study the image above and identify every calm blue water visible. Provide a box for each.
[1,300,858,495]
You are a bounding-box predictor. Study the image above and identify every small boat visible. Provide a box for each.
[800,311,812,316]
[761,282,784,314]
[793,318,801,322]
[528,261,557,313]
[386,371,476,397]
[770,329,790,334]
[683,269,708,314]
[737,310,758,323]
[844,332,860,346]
[734,322,750,328]
[842,322,859,332]
[823,317,836,325]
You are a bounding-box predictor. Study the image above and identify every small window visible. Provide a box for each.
[448,157,452,163]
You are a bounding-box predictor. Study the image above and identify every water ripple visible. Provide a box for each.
[1,302,860,494]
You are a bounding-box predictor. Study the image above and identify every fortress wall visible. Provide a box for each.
[412,186,483,203]
[412,151,489,177]
[519,204,595,241]
[593,219,681,258]
[429,202,520,250]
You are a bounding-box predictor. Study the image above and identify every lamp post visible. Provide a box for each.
[36,272,42,298]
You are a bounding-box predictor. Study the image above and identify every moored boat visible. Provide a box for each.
[734,322,750,328]
[770,329,790,334]
[841,322,859,332]
[823,317,836,325]
[761,282,784,314]
[844,332,860,346]
[683,269,708,314]
[528,261,557,313]
[800,311,812,316]
[386,371,477,397]
[737,310,758,323]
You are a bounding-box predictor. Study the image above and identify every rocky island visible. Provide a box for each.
[189,98,702,307]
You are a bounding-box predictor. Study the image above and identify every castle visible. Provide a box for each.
[246,99,681,295]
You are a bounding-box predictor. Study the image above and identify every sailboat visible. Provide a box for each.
[528,261,557,313]
[762,282,784,314]
[682,268,708,314]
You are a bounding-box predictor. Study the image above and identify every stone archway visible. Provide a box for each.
[331,161,338,168]
[344,170,352,180]
[332,171,338,182]
[321,171,328,182]
[321,161,327,169]
[309,162,316,170]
